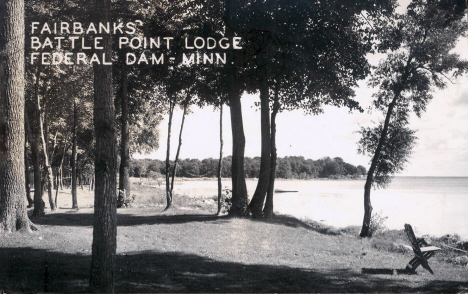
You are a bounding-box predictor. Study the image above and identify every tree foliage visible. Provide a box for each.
[358,110,417,188]
[359,0,468,237]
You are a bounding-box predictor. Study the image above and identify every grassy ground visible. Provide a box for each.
[0,184,467,293]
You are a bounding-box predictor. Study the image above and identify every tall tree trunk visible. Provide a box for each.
[248,83,271,218]
[70,97,79,209]
[168,97,189,209]
[360,94,399,237]
[228,87,248,217]
[360,57,412,237]
[224,0,248,217]
[0,0,33,232]
[26,109,45,217]
[118,68,130,208]
[264,84,280,219]
[217,103,223,215]
[89,0,117,291]
[33,61,55,211]
[165,100,175,210]
[24,125,33,207]
[70,103,78,209]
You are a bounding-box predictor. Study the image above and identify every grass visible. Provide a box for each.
[0,184,467,293]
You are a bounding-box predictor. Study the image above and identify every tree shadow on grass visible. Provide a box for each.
[0,247,465,293]
[31,211,341,236]
[361,268,414,275]
[256,214,342,236]
[30,212,230,227]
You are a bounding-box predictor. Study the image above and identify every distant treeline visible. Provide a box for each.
[131,156,367,180]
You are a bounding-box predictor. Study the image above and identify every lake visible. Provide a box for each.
[169,177,468,239]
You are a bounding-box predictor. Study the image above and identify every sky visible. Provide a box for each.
[135,0,468,177]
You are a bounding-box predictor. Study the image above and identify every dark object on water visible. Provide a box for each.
[274,189,298,193]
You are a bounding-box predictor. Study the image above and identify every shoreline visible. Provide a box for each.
[130,177,468,240]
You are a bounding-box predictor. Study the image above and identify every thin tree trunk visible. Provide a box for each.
[118,68,130,208]
[264,83,280,218]
[169,97,189,207]
[165,100,175,210]
[89,0,117,290]
[24,125,33,207]
[248,83,271,218]
[34,64,55,211]
[54,138,67,208]
[0,0,33,232]
[360,96,398,237]
[360,59,411,237]
[217,103,223,215]
[71,99,78,209]
[59,165,63,190]
[26,109,45,217]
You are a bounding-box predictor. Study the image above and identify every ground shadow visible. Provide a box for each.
[256,214,342,236]
[30,211,342,236]
[0,247,465,293]
[30,212,230,227]
[361,268,413,275]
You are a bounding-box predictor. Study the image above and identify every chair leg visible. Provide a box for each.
[420,252,435,274]
[405,252,435,274]
[405,257,420,273]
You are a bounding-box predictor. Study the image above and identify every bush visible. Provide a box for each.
[368,211,388,236]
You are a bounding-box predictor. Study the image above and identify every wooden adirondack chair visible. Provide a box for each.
[404,224,441,274]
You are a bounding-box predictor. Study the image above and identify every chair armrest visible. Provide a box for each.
[420,246,441,252]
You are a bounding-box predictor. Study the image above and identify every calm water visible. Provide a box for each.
[171,177,468,239]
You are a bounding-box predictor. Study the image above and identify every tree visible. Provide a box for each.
[217,103,224,215]
[89,0,117,291]
[25,101,45,217]
[117,66,130,207]
[112,0,163,208]
[167,93,192,210]
[0,0,34,232]
[236,0,395,218]
[358,0,468,237]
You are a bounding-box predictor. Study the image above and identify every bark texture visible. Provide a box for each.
[0,0,32,232]
[89,0,117,291]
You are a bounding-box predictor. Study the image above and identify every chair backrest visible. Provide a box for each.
[404,223,418,247]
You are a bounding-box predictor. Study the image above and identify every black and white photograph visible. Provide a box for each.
[1,0,467,292]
